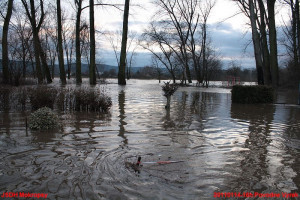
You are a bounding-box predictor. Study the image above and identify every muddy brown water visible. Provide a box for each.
[0,79,299,199]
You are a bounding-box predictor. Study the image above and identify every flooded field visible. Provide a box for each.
[0,79,299,199]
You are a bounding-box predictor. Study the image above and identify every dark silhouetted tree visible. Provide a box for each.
[57,0,66,84]
[118,0,130,85]
[1,0,14,84]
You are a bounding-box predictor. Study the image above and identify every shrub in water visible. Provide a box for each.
[74,87,112,112]
[162,82,178,109]
[28,107,60,130]
[162,82,178,97]
[231,85,274,104]
[28,86,57,110]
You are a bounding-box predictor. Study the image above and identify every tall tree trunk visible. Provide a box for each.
[22,53,27,78]
[38,38,52,83]
[26,0,43,83]
[89,0,96,85]
[75,0,82,84]
[290,1,299,71]
[249,0,264,85]
[295,0,300,59]
[57,0,67,84]
[118,0,130,85]
[63,28,71,79]
[202,22,207,84]
[258,0,272,85]
[295,0,300,81]
[267,0,279,88]
[185,57,192,83]
[65,46,71,79]
[2,0,14,84]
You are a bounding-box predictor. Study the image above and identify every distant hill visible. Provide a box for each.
[69,63,146,75]
[0,59,152,75]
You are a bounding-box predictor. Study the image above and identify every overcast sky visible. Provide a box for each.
[77,0,290,69]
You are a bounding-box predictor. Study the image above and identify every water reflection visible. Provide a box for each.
[162,108,175,130]
[230,104,299,194]
[118,89,127,145]
[31,130,57,143]
[0,87,10,112]
[229,104,275,192]
[0,112,11,135]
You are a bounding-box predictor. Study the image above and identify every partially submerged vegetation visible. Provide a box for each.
[0,85,112,113]
[231,85,274,104]
[28,107,60,130]
[73,87,112,112]
[162,82,178,109]
[29,86,57,110]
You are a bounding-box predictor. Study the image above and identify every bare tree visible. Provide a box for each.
[57,0,67,84]
[235,0,279,87]
[106,30,137,80]
[154,0,202,83]
[257,0,271,85]
[281,0,300,86]
[21,0,52,84]
[9,4,33,78]
[1,0,14,84]
[249,0,264,85]
[202,46,222,87]
[75,0,83,84]
[7,28,23,85]
[62,11,75,79]
[267,0,279,87]
[140,22,179,83]
[89,0,96,85]
[198,0,216,85]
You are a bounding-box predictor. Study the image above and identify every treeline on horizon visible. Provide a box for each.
[0,0,300,88]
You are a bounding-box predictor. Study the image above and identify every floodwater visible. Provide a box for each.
[0,79,299,199]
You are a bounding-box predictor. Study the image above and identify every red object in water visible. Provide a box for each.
[136,156,141,166]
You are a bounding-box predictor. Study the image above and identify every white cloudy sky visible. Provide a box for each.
[83,0,290,69]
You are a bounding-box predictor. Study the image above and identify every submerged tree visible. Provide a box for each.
[89,0,96,85]
[75,0,83,84]
[118,0,130,85]
[57,0,67,84]
[235,0,279,87]
[267,0,279,88]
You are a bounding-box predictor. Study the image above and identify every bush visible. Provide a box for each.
[28,86,57,110]
[28,107,60,130]
[231,85,274,104]
[74,87,112,112]
[162,82,178,97]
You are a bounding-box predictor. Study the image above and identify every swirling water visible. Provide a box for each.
[0,79,300,199]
